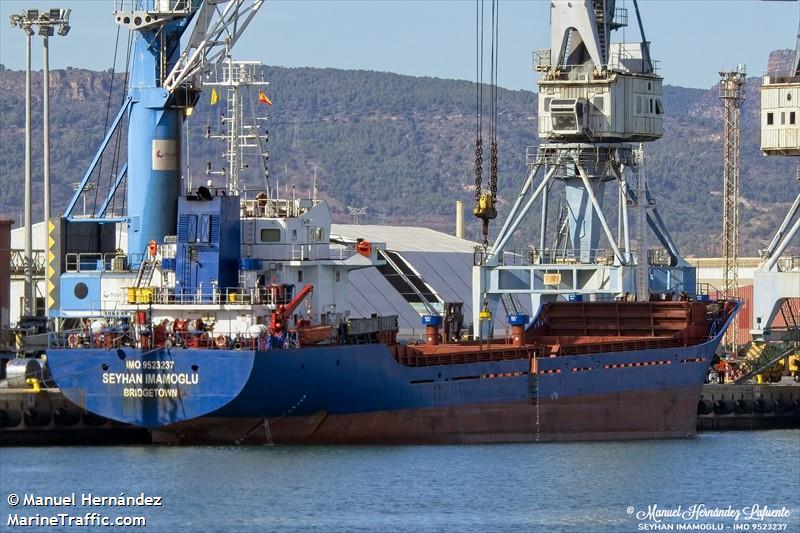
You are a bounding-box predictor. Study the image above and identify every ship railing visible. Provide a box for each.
[65,252,149,273]
[145,287,276,306]
[291,245,310,261]
[289,243,358,261]
[239,197,320,219]
[50,327,137,349]
[329,246,359,260]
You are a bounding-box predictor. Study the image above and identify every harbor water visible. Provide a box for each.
[1,431,798,532]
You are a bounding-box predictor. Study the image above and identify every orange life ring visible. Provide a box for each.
[356,240,371,256]
[67,334,79,348]
[214,335,228,348]
[148,240,158,257]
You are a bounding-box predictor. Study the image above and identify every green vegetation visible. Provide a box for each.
[0,66,797,256]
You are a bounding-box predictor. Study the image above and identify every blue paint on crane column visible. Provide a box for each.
[125,14,188,264]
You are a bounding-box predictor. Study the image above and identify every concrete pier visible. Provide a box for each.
[697,382,800,430]
[0,387,150,445]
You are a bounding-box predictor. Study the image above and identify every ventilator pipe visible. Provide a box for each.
[508,314,529,347]
[422,315,442,346]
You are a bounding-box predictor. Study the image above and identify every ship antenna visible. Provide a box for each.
[313,165,318,202]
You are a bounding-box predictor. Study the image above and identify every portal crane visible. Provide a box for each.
[751,9,800,345]
[471,0,695,337]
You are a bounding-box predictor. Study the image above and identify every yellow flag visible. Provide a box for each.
[210,87,219,106]
[258,90,272,106]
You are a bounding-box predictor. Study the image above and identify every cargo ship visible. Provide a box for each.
[38,0,739,444]
[47,296,736,444]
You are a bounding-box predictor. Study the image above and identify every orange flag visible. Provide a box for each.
[258,90,273,106]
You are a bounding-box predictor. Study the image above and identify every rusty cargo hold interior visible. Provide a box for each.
[394,301,730,367]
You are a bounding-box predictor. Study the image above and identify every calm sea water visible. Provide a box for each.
[1,431,798,533]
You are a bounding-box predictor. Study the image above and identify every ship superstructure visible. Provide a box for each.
[57,42,383,352]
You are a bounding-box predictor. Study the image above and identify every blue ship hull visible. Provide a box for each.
[46,331,724,444]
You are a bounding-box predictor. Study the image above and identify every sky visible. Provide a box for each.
[0,0,797,91]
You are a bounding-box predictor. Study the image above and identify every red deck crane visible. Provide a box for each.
[270,284,314,335]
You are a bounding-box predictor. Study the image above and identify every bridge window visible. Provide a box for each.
[767,112,774,125]
[791,112,796,125]
[260,228,281,242]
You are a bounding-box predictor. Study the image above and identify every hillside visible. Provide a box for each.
[0,58,798,257]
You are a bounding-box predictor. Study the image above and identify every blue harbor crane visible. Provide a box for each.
[53,0,263,314]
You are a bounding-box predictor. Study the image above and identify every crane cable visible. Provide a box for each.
[474,0,500,246]
[474,0,484,216]
[489,0,499,207]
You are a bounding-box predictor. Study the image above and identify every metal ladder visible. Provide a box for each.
[135,257,157,288]
[552,194,572,252]
[593,0,607,63]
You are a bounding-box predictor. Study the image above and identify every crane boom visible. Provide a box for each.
[162,0,264,93]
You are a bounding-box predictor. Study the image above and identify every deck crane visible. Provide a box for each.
[270,284,314,336]
[63,0,264,260]
[471,0,696,337]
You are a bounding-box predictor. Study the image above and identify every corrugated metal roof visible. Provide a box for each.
[331,224,478,253]
[338,224,529,338]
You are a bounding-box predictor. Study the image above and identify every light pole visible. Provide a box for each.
[9,8,70,318]
[35,9,71,318]
[73,183,96,217]
[9,11,34,317]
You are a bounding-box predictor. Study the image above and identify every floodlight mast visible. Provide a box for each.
[8,8,69,317]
